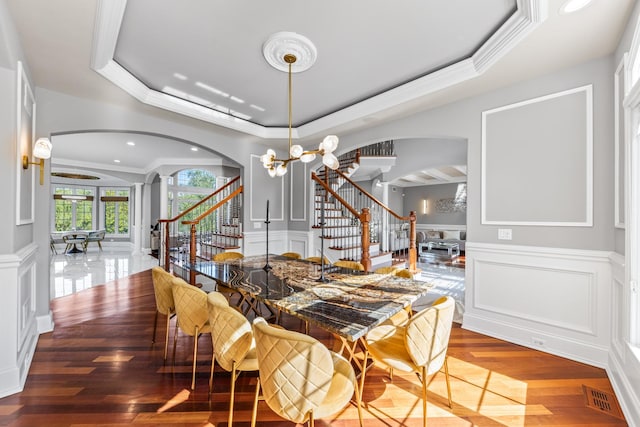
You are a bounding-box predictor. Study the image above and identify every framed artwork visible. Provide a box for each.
[15,61,36,225]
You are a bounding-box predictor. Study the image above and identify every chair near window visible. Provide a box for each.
[171,277,212,390]
[62,233,87,254]
[360,296,455,427]
[49,235,58,254]
[83,229,106,251]
[151,266,176,361]
[251,317,363,427]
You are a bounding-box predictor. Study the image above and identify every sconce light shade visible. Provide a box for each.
[33,137,52,159]
[23,137,52,185]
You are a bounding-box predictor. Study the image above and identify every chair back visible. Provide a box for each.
[305,256,330,265]
[395,269,413,278]
[405,296,455,375]
[151,267,175,316]
[253,317,334,424]
[88,229,106,240]
[374,266,397,274]
[213,251,244,262]
[281,252,301,259]
[334,260,365,271]
[171,277,209,336]
[208,291,254,372]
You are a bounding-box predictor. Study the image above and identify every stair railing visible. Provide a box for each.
[158,176,242,271]
[311,167,417,272]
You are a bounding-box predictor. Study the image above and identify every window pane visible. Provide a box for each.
[54,200,72,231]
[104,201,116,233]
[76,201,93,230]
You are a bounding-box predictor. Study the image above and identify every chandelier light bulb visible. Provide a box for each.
[290,144,304,158]
[322,152,339,170]
[275,163,288,176]
[299,152,316,163]
[268,167,277,177]
[320,135,339,153]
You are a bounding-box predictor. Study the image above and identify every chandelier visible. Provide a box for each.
[260,33,339,177]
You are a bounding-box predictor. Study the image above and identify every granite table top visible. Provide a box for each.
[191,254,434,341]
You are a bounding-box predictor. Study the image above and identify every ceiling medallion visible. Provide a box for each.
[262,31,318,73]
[259,33,339,178]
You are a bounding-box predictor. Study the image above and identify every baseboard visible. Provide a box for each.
[37,311,54,334]
[463,312,609,368]
[608,348,640,425]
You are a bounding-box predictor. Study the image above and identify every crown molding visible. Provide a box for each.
[91,0,545,139]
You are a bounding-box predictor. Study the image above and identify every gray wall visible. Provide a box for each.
[404,183,467,225]
[336,56,613,251]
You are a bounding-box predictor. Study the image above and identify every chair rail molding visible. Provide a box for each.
[464,242,613,368]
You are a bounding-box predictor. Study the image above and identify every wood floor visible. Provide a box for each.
[0,269,627,426]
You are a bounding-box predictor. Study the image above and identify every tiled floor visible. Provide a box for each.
[50,248,159,298]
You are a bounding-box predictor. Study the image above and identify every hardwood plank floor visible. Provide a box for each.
[0,269,627,426]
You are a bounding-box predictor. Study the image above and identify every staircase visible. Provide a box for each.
[311,143,417,272]
[158,176,243,284]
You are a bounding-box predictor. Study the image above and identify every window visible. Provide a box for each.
[168,169,217,232]
[102,188,130,236]
[52,187,95,231]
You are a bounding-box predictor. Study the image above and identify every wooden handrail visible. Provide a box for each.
[311,172,359,217]
[158,175,241,224]
[182,186,243,225]
[331,168,411,221]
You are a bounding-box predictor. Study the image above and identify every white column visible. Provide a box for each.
[159,175,169,219]
[133,182,143,254]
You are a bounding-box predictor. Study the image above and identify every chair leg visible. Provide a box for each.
[250,378,261,427]
[422,366,427,427]
[228,362,237,427]
[172,321,179,364]
[309,410,314,427]
[209,355,215,394]
[444,357,452,408]
[98,241,103,251]
[152,311,159,343]
[191,327,199,390]
[163,314,171,361]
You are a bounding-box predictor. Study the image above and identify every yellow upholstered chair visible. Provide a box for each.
[213,251,244,262]
[151,266,176,360]
[281,251,302,259]
[374,266,397,274]
[360,296,455,427]
[251,317,363,427]
[334,260,365,271]
[208,291,259,427]
[395,268,413,279]
[305,256,330,265]
[171,277,212,390]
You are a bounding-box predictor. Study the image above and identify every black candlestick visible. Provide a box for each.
[317,192,328,282]
[263,199,272,271]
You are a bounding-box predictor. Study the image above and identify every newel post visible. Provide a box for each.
[189,223,197,286]
[408,210,418,273]
[161,220,170,271]
[360,207,372,272]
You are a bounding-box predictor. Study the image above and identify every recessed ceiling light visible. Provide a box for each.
[114,159,121,163]
[126,141,135,146]
[230,96,245,104]
[173,73,188,80]
[250,104,266,112]
[191,147,198,152]
[560,0,593,14]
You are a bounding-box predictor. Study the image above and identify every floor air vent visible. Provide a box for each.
[582,385,625,420]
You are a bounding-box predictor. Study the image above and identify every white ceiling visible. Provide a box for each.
[4,0,635,178]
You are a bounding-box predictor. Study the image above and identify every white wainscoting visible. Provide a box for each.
[0,243,40,398]
[243,230,314,259]
[464,242,612,368]
[607,253,640,424]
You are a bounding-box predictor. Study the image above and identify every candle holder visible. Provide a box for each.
[263,200,272,272]
[317,191,329,283]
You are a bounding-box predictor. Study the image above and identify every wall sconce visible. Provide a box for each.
[23,137,52,185]
[422,199,428,214]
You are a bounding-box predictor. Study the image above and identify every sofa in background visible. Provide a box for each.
[417,229,466,252]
